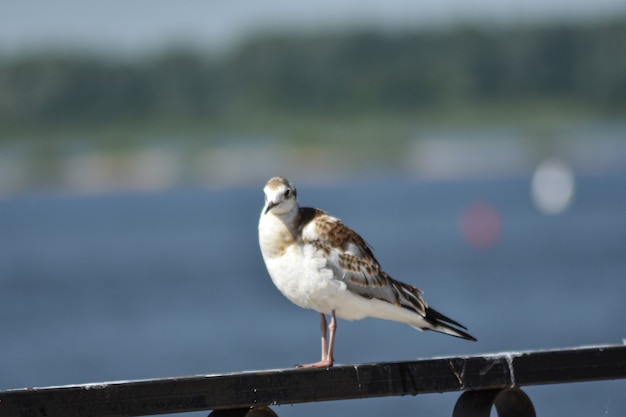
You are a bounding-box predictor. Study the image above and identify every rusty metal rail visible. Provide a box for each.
[2,344,625,417]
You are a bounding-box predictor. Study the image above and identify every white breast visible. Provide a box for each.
[259,211,346,314]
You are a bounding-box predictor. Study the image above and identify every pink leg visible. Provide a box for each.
[319,313,328,361]
[326,310,337,364]
[297,311,336,368]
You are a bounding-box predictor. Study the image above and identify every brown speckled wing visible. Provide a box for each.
[299,206,427,317]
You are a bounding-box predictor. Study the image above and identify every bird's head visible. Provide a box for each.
[263,176,298,215]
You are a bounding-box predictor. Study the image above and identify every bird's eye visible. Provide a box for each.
[284,189,291,198]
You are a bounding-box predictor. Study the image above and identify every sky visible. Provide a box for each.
[1,0,625,56]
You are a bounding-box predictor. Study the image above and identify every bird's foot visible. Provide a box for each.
[296,359,334,368]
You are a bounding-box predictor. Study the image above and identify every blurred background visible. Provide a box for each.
[1,1,625,416]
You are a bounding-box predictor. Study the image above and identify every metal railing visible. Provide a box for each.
[2,343,625,417]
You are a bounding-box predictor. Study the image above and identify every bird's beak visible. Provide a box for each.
[264,201,277,214]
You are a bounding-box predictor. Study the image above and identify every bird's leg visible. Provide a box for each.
[319,313,328,361]
[297,312,335,368]
[326,310,337,365]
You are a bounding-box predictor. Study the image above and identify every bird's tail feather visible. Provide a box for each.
[421,307,477,341]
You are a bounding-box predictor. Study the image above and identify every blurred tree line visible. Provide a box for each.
[1,17,625,129]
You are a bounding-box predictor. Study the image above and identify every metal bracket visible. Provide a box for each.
[453,388,536,417]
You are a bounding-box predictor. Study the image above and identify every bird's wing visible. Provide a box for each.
[299,207,427,316]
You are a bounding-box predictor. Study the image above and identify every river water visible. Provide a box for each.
[1,175,625,416]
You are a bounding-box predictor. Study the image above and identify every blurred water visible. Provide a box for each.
[1,175,625,417]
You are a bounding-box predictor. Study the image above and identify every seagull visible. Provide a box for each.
[258,176,476,368]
